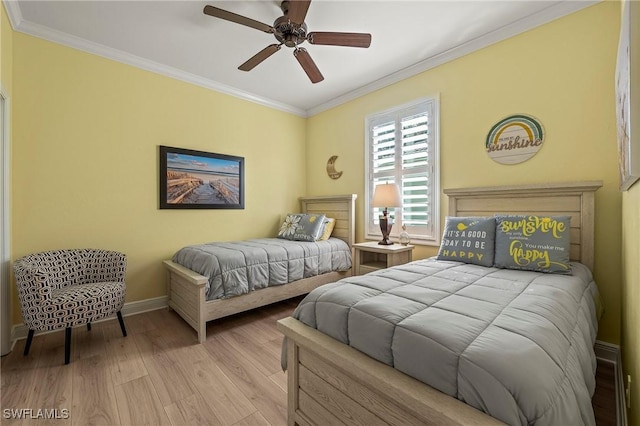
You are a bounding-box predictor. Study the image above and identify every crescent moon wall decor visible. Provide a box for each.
[326,155,343,179]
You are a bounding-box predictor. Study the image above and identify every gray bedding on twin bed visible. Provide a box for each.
[172,237,352,301]
[288,258,600,426]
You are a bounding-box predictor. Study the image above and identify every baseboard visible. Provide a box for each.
[595,339,619,363]
[595,340,627,426]
[9,295,168,343]
[120,295,168,317]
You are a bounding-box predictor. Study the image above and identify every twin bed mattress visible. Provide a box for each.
[290,258,600,426]
[172,237,352,300]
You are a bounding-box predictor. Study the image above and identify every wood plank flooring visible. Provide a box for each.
[1,298,617,425]
[594,360,617,426]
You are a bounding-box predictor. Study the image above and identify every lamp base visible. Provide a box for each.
[378,236,393,245]
[378,215,394,245]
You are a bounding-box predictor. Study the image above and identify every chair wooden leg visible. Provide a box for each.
[64,327,71,365]
[87,323,91,331]
[23,329,34,356]
[117,311,127,337]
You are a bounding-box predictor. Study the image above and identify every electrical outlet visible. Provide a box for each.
[626,375,632,409]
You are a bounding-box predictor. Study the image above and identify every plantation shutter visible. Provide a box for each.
[366,98,439,243]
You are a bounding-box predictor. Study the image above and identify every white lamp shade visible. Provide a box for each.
[372,183,402,208]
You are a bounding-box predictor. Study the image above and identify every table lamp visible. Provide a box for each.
[372,183,402,245]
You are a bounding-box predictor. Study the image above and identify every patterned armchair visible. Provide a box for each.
[13,249,127,364]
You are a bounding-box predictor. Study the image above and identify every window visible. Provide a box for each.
[365,97,440,245]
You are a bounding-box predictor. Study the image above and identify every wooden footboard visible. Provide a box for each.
[164,260,350,343]
[163,260,208,342]
[277,317,505,426]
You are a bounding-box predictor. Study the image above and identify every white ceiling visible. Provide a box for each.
[5,0,597,116]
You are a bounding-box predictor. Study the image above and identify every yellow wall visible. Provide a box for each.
[306,2,622,344]
[1,3,12,93]
[11,33,307,322]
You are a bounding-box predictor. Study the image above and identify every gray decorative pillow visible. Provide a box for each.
[437,217,496,267]
[277,213,327,242]
[494,215,571,274]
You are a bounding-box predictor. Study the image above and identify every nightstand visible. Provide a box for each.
[353,241,415,275]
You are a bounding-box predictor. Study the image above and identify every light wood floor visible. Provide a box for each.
[1,298,617,426]
[1,298,300,426]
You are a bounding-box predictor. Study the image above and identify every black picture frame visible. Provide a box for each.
[159,145,244,209]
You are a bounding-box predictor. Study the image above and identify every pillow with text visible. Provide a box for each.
[437,217,496,267]
[277,213,327,242]
[494,214,571,274]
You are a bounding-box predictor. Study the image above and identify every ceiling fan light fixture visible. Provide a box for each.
[203,0,370,83]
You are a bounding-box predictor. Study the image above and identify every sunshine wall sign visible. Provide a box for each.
[485,114,544,165]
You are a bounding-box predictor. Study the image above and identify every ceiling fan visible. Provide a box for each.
[203,0,372,83]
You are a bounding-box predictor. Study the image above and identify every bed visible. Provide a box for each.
[277,181,603,426]
[163,194,356,343]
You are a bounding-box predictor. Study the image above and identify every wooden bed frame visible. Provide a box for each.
[277,181,602,426]
[163,194,357,343]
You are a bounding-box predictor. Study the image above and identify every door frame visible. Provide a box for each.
[1,86,12,356]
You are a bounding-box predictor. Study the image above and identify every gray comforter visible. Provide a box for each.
[291,258,600,426]
[172,238,352,300]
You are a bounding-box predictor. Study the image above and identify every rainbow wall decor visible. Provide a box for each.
[485,114,545,164]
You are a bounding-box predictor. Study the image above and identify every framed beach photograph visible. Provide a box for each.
[159,145,244,209]
[615,0,640,190]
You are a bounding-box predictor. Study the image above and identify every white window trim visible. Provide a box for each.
[364,95,440,246]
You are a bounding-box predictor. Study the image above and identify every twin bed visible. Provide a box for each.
[164,182,603,425]
[277,181,603,426]
[162,194,357,343]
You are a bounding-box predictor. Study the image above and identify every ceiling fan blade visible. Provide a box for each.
[203,5,274,34]
[287,0,311,25]
[308,32,372,48]
[294,48,324,84]
[238,44,282,71]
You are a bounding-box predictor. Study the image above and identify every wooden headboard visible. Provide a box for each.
[300,194,357,248]
[443,182,602,270]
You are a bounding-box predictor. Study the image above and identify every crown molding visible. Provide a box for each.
[306,0,600,117]
[8,12,308,117]
[3,0,23,30]
[4,0,599,118]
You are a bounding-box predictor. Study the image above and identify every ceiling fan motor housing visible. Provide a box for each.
[273,15,307,48]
